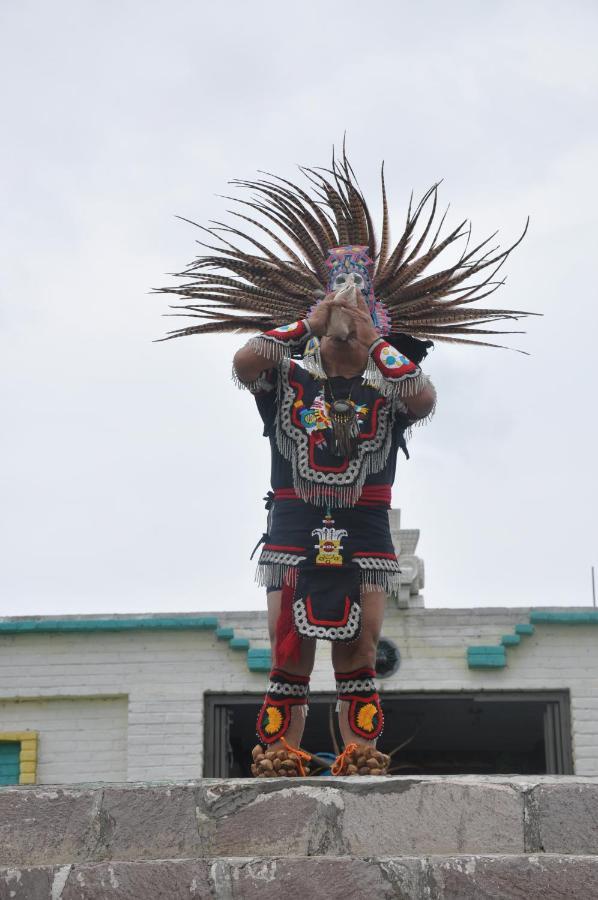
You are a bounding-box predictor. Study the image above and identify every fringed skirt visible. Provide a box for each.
[256,494,400,596]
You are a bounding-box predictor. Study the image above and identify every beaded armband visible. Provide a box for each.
[247,319,312,362]
[335,666,384,740]
[365,338,426,399]
[233,319,312,392]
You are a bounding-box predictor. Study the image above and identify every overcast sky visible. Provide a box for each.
[1,0,597,616]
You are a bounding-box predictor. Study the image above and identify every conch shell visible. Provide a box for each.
[326,279,361,341]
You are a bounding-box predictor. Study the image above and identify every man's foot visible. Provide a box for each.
[331,742,390,775]
[250,738,312,777]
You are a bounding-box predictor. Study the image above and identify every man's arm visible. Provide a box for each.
[233,319,311,385]
[368,335,437,420]
[345,295,437,421]
[232,300,334,387]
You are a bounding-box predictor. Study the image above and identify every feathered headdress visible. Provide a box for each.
[157,147,534,355]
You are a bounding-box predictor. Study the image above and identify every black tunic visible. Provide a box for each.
[252,360,411,595]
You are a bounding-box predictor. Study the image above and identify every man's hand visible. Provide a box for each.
[306,294,336,337]
[334,293,380,348]
[310,293,380,346]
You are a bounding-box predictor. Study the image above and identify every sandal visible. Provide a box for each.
[251,736,312,777]
[331,742,390,776]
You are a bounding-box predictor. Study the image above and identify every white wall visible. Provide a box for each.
[0,627,264,781]
[0,696,127,782]
[226,606,598,776]
[0,607,596,780]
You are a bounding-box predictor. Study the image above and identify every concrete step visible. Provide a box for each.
[2,855,598,900]
[1,776,598,868]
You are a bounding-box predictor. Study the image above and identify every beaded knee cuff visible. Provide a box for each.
[335,666,384,741]
[256,668,310,744]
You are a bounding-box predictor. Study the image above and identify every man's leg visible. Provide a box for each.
[261,589,316,750]
[331,590,385,749]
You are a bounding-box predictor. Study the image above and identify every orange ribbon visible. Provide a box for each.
[331,742,358,776]
[280,736,312,777]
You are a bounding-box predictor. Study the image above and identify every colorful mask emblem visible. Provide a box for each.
[326,246,374,299]
[297,392,369,450]
[299,394,329,435]
[304,245,392,337]
[312,513,347,566]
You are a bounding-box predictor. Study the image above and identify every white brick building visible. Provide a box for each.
[1,511,596,783]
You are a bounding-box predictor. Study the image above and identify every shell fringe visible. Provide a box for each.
[247,335,293,363]
[256,562,399,595]
[231,363,275,394]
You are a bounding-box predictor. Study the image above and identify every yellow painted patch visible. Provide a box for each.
[356,703,377,733]
[264,706,283,735]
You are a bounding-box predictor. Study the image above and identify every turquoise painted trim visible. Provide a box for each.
[0,616,219,634]
[468,656,506,669]
[248,660,271,672]
[0,615,272,675]
[530,611,598,625]
[248,648,272,672]
[501,634,521,646]
[467,645,506,669]
[515,623,535,635]
[229,637,250,650]
[216,627,234,640]
[466,609,598,669]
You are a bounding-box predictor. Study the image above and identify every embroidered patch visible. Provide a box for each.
[256,669,310,744]
[299,395,330,435]
[378,344,412,370]
[274,321,302,334]
[256,701,290,743]
[336,667,384,739]
[349,696,384,739]
[312,513,347,566]
[265,320,309,343]
[370,340,419,380]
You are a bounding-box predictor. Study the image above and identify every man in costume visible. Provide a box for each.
[159,149,530,777]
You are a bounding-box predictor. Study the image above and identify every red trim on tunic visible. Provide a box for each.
[352,551,398,559]
[305,595,351,627]
[263,544,307,553]
[273,485,392,508]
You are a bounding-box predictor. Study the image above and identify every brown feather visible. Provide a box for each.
[158,147,533,350]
